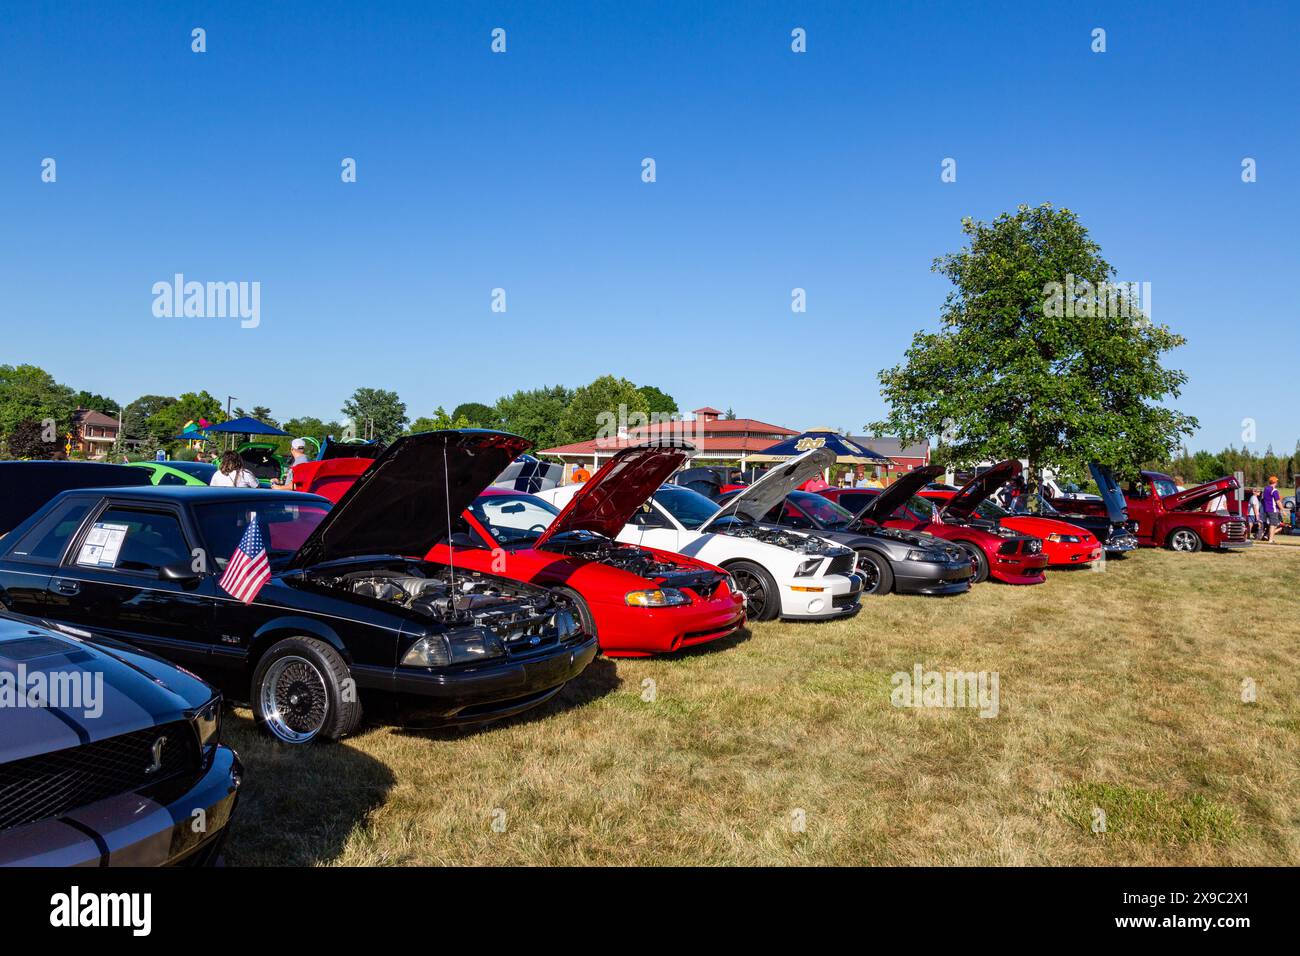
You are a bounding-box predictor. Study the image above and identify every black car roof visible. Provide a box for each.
[49,486,326,506]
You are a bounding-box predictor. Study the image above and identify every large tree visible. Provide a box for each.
[409,407,471,433]
[121,395,176,442]
[341,387,408,442]
[555,375,647,446]
[493,385,572,452]
[0,364,76,438]
[871,204,1196,488]
[451,402,499,428]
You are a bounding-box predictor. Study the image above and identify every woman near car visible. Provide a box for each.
[210,449,260,488]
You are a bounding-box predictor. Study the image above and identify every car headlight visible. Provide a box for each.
[190,695,222,748]
[794,558,823,577]
[1046,533,1081,543]
[904,549,938,562]
[401,627,507,667]
[625,588,689,607]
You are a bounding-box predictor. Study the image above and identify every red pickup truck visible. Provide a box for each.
[1049,469,1249,553]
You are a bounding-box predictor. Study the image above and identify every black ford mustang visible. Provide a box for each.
[0,431,598,744]
[714,488,973,596]
[0,611,239,866]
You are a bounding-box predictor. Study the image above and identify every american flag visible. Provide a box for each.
[219,513,271,604]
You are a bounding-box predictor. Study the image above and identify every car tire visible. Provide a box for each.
[854,550,894,595]
[252,637,361,744]
[957,542,989,584]
[1167,528,1203,553]
[725,560,781,622]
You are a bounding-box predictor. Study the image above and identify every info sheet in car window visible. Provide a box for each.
[77,522,129,568]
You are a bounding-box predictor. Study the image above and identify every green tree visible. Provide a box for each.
[410,406,471,433]
[0,364,76,438]
[249,406,278,427]
[636,385,678,417]
[72,390,120,416]
[871,204,1197,491]
[121,395,176,442]
[342,387,408,442]
[494,385,573,451]
[146,391,226,446]
[451,402,499,428]
[556,375,647,446]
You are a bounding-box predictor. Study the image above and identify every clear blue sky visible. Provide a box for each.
[2,1,1295,452]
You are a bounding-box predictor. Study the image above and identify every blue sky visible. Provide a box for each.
[2,1,1295,452]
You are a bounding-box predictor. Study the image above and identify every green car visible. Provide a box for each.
[128,460,218,486]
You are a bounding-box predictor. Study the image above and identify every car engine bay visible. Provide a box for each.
[542,533,726,595]
[311,563,577,644]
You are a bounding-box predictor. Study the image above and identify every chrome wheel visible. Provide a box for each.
[857,554,881,592]
[1170,529,1200,552]
[731,567,768,619]
[260,655,329,743]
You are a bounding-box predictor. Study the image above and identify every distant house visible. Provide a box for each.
[71,408,121,459]
[850,436,930,475]
[541,406,798,472]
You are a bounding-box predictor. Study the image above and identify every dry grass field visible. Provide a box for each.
[222,542,1300,866]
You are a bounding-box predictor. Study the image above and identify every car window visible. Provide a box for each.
[158,471,189,486]
[651,486,718,529]
[8,500,93,565]
[788,492,855,528]
[906,495,937,520]
[469,494,559,545]
[195,501,331,570]
[75,507,190,573]
[836,492,874,513]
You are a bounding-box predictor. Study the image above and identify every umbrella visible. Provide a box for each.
[749,428,892,466]
[203,416,290,437]
[171,433,211,442]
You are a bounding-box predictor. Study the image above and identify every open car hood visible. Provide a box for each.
[1087,463,1129,524]
[701,447,834,530]
[855,465,944,523]
[285,430,532,569]
[942,460,1020,520]
[1163,475,1240,512]
[535,441,695,547]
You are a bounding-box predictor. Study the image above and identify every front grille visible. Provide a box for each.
[0,721,200,832]
[1221,521,1247,540]
[832,592,858,608]
[826,553,856,575]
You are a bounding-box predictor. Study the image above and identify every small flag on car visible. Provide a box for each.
[219,512,271,604]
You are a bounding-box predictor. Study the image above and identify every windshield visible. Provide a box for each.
[906,495,937,520]
[788,491,856,528]
[195,500,331,570]
[652,485,721,530]
[973,500,1009,519]
[469,493,559,546]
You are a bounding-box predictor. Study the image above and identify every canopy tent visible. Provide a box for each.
[748,428,893,466]
[203,416,290,437]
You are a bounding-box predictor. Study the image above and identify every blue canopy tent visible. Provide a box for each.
[204,416,290,437]
[750,428,893,483]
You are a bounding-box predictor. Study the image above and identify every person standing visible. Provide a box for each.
[288,438,311,466]
[210,450,259,488]
[1261,476,1282,542]
[1246,486,1262,539]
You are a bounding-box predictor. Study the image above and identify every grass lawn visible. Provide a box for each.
[223,543,1300,866]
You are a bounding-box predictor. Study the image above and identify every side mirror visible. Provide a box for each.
[159,562,203,584]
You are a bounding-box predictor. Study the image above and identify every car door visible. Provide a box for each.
[48,501,218,669]
[0,496,98,617]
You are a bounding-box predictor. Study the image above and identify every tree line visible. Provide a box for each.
[0,366,678,460]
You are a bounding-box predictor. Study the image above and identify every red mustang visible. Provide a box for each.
[1049,468,1250,553]
[426,441,746,657]
[916,460,1102,568]
[820,465,1048,584]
